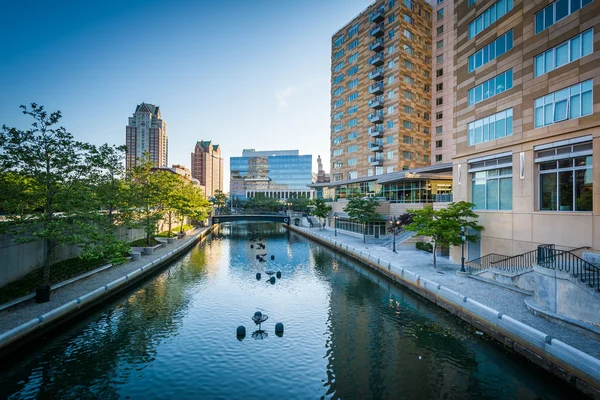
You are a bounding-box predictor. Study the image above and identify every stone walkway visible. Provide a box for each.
[294,226,600,359]
[0,227,209,335]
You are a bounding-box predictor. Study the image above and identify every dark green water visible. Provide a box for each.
[0,223,583,399]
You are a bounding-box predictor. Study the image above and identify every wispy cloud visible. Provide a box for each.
[275,85,295,109]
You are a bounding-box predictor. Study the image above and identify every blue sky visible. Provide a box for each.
[0,0,370,191]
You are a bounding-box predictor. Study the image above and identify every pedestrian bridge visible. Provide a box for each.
[211,213,291,225]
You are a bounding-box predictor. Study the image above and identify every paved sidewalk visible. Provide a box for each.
[295,226,600,359]
[0,227,209,335]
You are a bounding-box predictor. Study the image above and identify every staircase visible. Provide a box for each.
[381,231,416,249]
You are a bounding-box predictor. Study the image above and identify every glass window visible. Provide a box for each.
[536,0,594,34]
[535,80,593,128]
[471,166,512,210]
[469,0,514,39]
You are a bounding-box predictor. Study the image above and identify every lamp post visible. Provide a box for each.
[389,216,401,253]
[460,226,466,272]
[333,213,338,236]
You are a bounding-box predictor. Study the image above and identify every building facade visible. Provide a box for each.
[191,140,224,199]
[330,0,434,182]
[452,0,599,261]
[125,103,168,171]
[230,149,314,201]
[430,0,457,164]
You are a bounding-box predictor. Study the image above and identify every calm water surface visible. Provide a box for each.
[0,223,583,399]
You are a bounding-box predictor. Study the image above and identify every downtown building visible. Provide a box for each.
[330,0,434,182]
[230,149,314,201]
[451,0,599,260]
[191,140,224,199]
[125,103,168,171]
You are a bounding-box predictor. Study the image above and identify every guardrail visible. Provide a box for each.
[465,253,510,273]
[539,248,600,292]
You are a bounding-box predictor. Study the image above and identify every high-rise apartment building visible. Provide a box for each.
[452,0,599,260]
[191,140,224,199]
[330,0,433,182]
[430,0,456,164]
[125,103,168,171]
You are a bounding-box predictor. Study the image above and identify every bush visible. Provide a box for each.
[416,242,433,253]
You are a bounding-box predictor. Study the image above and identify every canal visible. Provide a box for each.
[0,223,582,399]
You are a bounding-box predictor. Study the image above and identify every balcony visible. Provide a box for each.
[370,159,384,167]
[368,111,384,124]
[368,126,384,138]
[370,24,384,37]
[369,39,384,52]
[368,83,384,95]
[368,96,384,109]
[369,143,383,152]
[370,7,385,23]
[369,67,384,81]
[369,53,384,66]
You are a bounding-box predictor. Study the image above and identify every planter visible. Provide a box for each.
[35,285,51,303]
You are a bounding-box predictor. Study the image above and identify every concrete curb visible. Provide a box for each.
[287,225,600,396]
[0,226,216,356]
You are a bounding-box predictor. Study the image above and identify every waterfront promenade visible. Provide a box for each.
[0,227,210,335]
[291,226,600,358]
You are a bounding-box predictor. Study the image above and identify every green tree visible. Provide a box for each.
[174,183,211,234]
[213,189,227,214]
[312,198,332,230]
[0,104,125,301]
[244,193,281,212]
[343,194,381,243]
[288,197,311,213]
[127,154,174,245]
[406,201,483,268]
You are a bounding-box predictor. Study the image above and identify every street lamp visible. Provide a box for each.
[333,213,338,236]
[460,226,466,273]
[389,216,401,253]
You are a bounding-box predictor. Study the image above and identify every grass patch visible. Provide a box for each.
[129,237,161,247]
[156,225,195,237]
[0,257,107,304]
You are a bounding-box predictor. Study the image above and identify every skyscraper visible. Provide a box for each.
[330,0,433,182]
[191,140,224,199]
[125,103,168,171]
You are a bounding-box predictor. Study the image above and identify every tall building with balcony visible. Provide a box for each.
[230,149,314,201]
[125,103,169,170]
[451,0,599,261]
[191,140,224,199]
[125,103,168,171]
[330,0,433,183]
[430,0,456,164]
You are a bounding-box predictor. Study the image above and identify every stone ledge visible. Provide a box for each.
[524,297,600,339]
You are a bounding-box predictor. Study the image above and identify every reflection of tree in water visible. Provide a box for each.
[315,246,482,399]
[2,257,207,399]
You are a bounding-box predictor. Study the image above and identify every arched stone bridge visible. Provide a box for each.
[211,214,292,225]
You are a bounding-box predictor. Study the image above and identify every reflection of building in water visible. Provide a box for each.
[315,247,478,398]
[230,149,314,201]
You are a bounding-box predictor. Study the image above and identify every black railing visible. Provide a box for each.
[465,253,509,273]
[490,249,539,272]
[538,247,600,291]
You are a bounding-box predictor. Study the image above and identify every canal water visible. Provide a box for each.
[0,223,582,399]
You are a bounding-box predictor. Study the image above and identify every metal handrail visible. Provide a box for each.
[538,248,600,291]
[489,249,539,272]
[465,253,509,273]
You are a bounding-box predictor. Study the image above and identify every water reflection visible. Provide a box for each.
[0,223,581,400]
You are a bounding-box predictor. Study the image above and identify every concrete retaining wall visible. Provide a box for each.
[477,268,536,292]
[533,265,600,328]
[0,225,216,357]
[287,225,600,397]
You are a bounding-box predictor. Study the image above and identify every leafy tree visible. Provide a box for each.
[174,183,211,234]
[388,213,413,235]
[406,201,483,268]
[213,190,227,213]
[244,193,281,212]
[0,104,125,301]
[343,194,381,243]
[159,172,187,236]
[127,154,174,245]
[311,198,332,230]
[287,197,311,213]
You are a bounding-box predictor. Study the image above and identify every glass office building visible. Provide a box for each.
[230,149,314,201]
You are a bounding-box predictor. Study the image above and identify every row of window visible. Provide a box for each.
[535,0,593,34]
[468,0,514,39]
[468,30,513,73]
[534,80,593,128]
[468,109,513,146]
[468,69,513,106]
[534,29,593,77]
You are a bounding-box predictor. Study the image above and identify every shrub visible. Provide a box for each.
[416,242,433,253]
